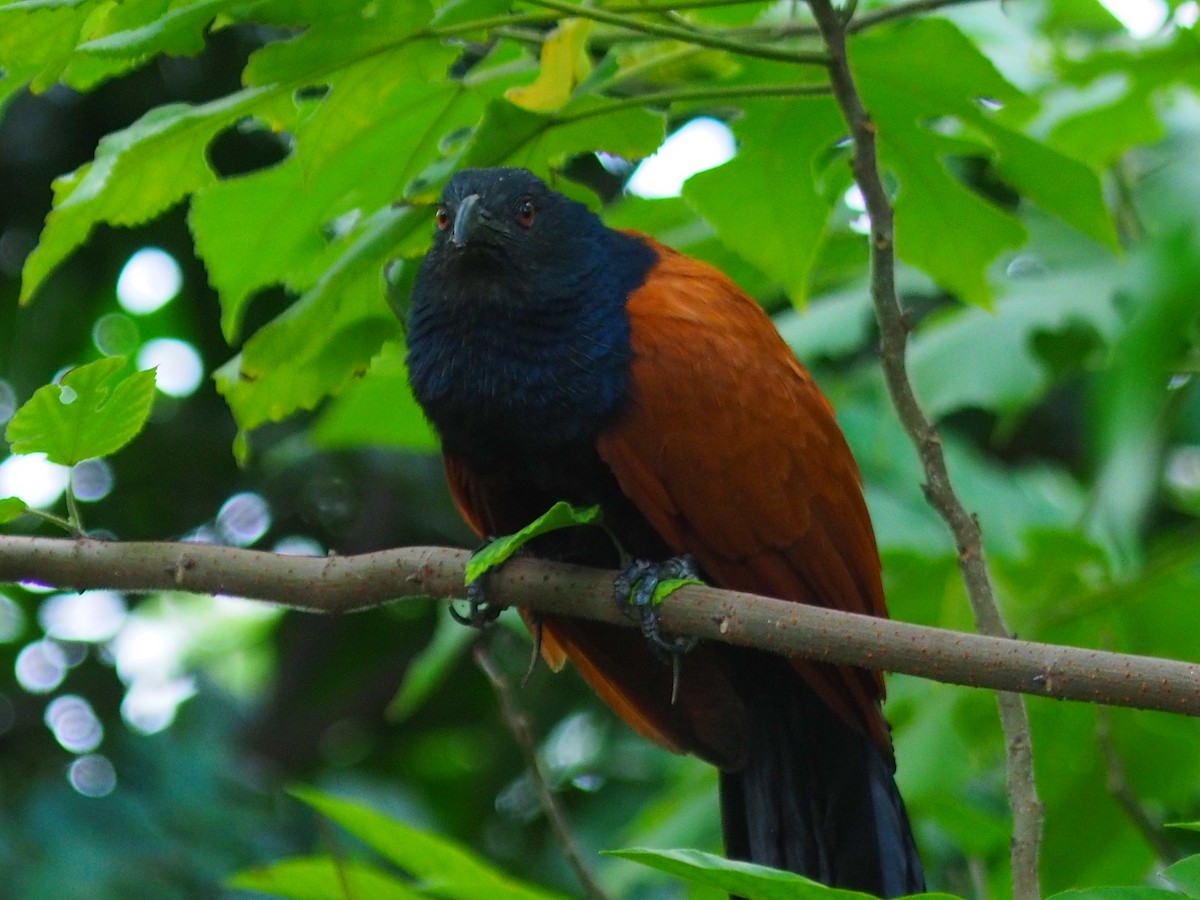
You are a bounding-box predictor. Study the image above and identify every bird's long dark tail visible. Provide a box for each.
[719,653,924,898]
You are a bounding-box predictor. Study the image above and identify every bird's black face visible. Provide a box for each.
[424,168,603,295]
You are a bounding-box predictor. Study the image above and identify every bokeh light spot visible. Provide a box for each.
[122,677,197,735]
[68,754,117,798]
[72,458,115,502]
[137,338,203,397]
[627,117,736,199]
[15,640,68,693]
[39,590,126,643]
[217,492,271,547]
[92,313,140,357]
[0,453,70,507]
[1101,0,1167,35]
[116,247,182,314]
[45,694,104,753]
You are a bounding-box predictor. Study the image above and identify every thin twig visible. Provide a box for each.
[846,0,995,33]
[473,640,612,900]
[560,82,832,122]
[2,535,1200,716]
[1096,705,1182,864]
[803,0,1043,896]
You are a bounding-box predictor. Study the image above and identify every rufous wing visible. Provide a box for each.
[595,237,892,751]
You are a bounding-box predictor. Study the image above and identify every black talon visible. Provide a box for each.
[452,537,506,628]
[614,555,701,660]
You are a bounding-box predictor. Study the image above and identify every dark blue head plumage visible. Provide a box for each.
[406,168,658,459]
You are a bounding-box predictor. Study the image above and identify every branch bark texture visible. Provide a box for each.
[3,535,1199,717]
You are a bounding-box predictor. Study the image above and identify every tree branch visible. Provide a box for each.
[803,0,1043,895]
[3,535,1199,716]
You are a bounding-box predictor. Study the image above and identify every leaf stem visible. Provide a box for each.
[23,507,77,535]
[64,472,84,537]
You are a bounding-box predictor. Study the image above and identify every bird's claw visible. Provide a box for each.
[614,555,700,659]
[452,537,505,628]
[450,576,504,628]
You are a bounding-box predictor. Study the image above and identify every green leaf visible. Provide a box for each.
[466,502,602,584]
[650,576,703,606]
[684,98,845,305]
[214,205,417,432]
[1089,229,1200,569]
[20,86,280,304]
[1162,854,1200,896]
[78,0,243,58]
[227,855,422,900]
[289,788,572,900]
[852,18,1118,303]
[606,848,960,900]
[0,498,29,523]
[311,341,438,452]
[4,357,156,465]
[463,97,664,175]
[243,1,435,86]
[0,1,96,92]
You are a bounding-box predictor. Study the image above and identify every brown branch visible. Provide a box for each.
[803,0,1043,896]
[2,535,1200,716]
[474,641,613,900]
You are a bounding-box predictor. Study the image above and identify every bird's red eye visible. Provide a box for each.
[435,206,450,231]
[515,199,535,228]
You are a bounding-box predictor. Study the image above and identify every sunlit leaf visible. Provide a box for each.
[506,18,592,113]
[685,98,844,305]
[290,788,572,900]
[463,97,664,175]
[607,848,960,900]
[214,205,418,432]
[78,0,241,58]
[4,357,156,465]
[20,86,280,305]
[228,855,422,900]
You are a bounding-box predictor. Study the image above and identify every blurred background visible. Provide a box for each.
[2,0,1200,898]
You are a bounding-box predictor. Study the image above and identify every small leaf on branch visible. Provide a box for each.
[5,357,156,465]
[466,502,602,585]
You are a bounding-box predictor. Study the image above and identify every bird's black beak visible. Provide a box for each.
[451,193,482,247]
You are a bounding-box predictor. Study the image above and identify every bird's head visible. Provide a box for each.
[418,167,608,306]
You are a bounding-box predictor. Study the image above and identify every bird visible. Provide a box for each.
[405,166,925,897]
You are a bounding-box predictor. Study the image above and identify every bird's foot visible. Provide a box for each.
[614,555,702,659]
[451,537,506,628]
